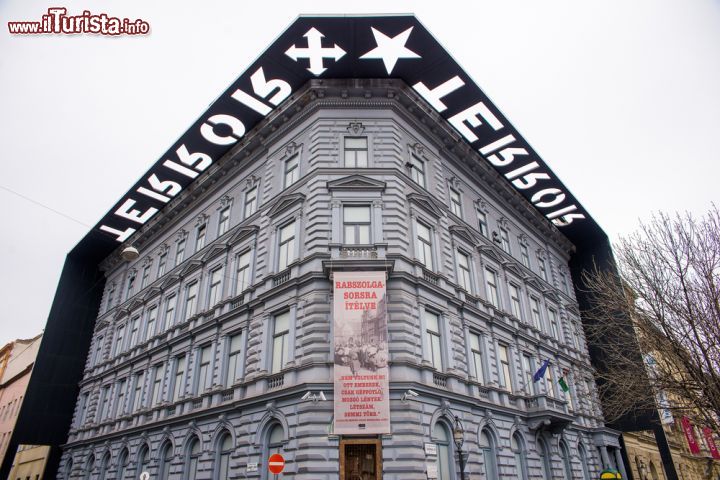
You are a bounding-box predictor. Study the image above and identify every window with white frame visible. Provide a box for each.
[106,286,115,312]
[409,155,426,188]
[172,355,185,402]
[99,385,111,421]
[113,325,125,356]
[344,137,368,167]
[93,336,104,365]
[500,228,511,254]
[235,250,252,294]
[184,282,198,320]
[244,186,258,218]
[125,274,135,301]
[157,252,167,277]
[520,243,530,268]
[208,267,223,306]
[522,354,535,395]
[425,310,443,371]
[128,315,140,348]
[271,311,290,374]
[456,250,472,292]
[195,224,207,251]
[469,332,484,383]
[548,308,560,340]
[449,189,462,218]
[76,392,89,427]
[538,257,548,282]
[163,294,177,330]
[478,211,488,237]
[145,306,158,341]
[175,239,186,266]
[284,155,299,188]
[277,221,296,271]
[343,205,371,244]
[196,346,212,393]
[225,333,243,387]
[509,284,522,319]
[131,372,144,413]
[218,207,231,236]
[559,271,569,295]
[140,265,151,289]
[484,268,500,308]
[498,344,512,391]
[416,221,434,270]
[150,364,164,406]
[114,378,126,417]
[530,297,542,330]
[545,364,556,398]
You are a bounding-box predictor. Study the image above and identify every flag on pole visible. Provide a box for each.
[533,359,549,382]
[558,376,570,393]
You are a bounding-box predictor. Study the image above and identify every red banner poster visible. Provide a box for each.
[681,416,701,454]
[333,271,390,434]
[703,427,720,459]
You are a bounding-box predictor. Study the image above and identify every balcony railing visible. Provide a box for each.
[268,374,285,389]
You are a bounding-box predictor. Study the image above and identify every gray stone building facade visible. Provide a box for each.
[59,80,626,479]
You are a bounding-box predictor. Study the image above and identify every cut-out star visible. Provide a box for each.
[360,27,421,74]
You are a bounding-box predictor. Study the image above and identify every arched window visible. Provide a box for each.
[263,423,284,480]
[215,432,233,480]
[537,438,552,478]
[83,454,95,480]
[432,422,453,480]
[559,440,572,480]
[649,461,660,480]
[578,444,591,480]
[98,453,110,480]
[159,442,173,480]
[185,436,202,480]
[117,449,128,480]
[480,429,498,479]
[137,444,150,476]
[511,433,528,480]
[64,458,73,480]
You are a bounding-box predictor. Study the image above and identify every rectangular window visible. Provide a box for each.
[218,207,230,236]
[500,228,511,254]
[520,243,530,268]
[343,206,371,245]
[77,393,89,427]
[530,297,542,330]
[197,346,212,393]
[150,365,164,406]
[409,155,425,188]
[185,282,198,320]
[449,189,462,218]
[114,379,126,417]
[456,251,472,292]
[469,333,484,383]
[173,355,185,402]
[208,268,223,306]
[522,354,535,395]
[235,251,252,294]
[131,372,144,413]
[145,306,158,341]
[425,311,443,371]
[271,312,290,374]
[277,221,296,271]
[175,239,186,266]
[498,345,512,391]
[114,325,125,356]
[548,308,559,340]
[284,155,299,187]
[99,385,111,421]
[559,271,569,295]
[93,336,104,366]
[195,224,207,251]
[244,186,258,218]
[157,253,167,277]
[545,365,556,398]
[125,275,135,301]
[344,137,368,167]
[128,316,140,348]
[509,284,522,319]
[485,268,500,308]
[106,287,115,312]
[416,222,433,270]
[538,257,548,282]
[226,333,243,387]
[141,265,150,289]
[478,211,488,237]
[164,295,177,330]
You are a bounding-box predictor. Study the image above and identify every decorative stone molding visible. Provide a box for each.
[346,121,365,135]
[195,214,209,227]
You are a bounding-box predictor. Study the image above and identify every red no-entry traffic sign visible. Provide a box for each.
[268,453,285,474]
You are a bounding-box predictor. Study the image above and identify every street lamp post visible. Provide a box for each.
[453,415,466,480]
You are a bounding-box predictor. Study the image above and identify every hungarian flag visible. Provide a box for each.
[533,359,549,382]
[558,376,570,393]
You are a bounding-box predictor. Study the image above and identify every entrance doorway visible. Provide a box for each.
[339,438,382,480]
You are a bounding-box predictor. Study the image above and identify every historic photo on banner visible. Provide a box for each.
[333,271,390,434]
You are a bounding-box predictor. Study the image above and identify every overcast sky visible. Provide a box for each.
[1,0,718,347]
